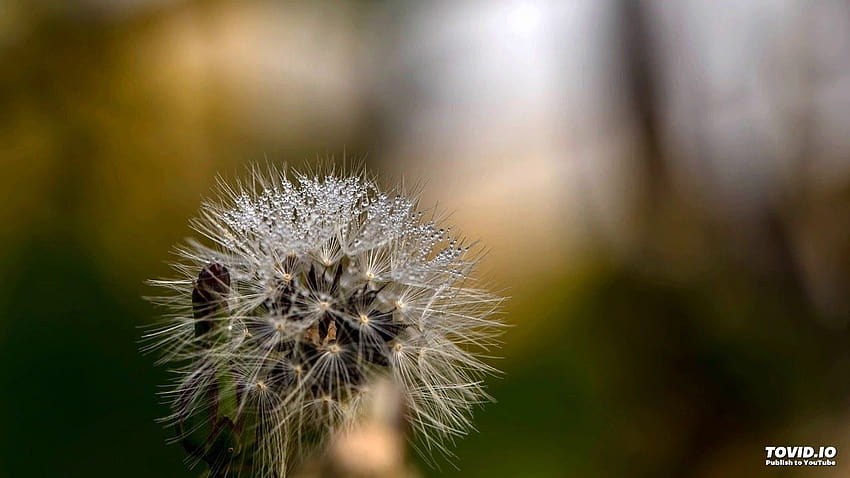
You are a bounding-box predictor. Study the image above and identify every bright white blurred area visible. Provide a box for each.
[369,0,635,279]
[651,0,850,213]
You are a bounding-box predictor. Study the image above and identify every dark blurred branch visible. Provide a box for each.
[615,0,668,213]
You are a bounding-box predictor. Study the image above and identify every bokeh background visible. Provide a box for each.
[2,0,850,476]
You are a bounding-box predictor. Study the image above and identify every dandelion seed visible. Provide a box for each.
[145,164,505,476]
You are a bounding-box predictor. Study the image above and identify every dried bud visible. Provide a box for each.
[145,165,505,477]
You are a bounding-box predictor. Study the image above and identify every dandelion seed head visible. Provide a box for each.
[145,164,505,476]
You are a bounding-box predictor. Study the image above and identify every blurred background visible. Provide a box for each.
[2,0,850,476]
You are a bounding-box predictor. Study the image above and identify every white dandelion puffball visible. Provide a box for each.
[145,165,504,477]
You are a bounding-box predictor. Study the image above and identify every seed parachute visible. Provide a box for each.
[144,164,504,477]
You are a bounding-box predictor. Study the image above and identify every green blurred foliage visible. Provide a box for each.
[0,237,186,477]
[438,265,850,477]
